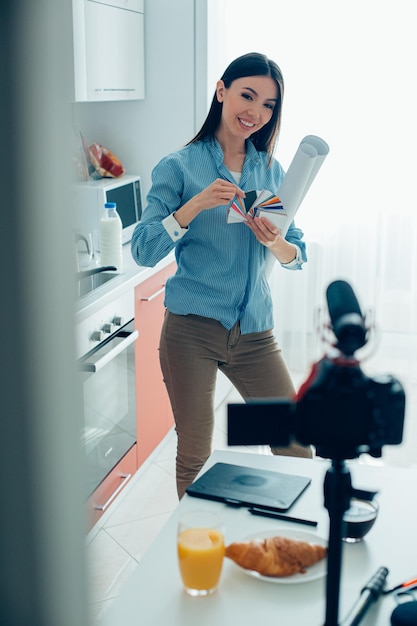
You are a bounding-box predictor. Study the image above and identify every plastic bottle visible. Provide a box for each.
[99,202,123,271]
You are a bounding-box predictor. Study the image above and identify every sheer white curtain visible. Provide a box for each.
[209,0,417,386]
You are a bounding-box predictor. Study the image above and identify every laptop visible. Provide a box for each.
[185,462,311,512]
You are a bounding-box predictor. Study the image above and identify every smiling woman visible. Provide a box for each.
[131,50,313,499]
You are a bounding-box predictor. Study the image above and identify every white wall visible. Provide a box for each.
[73,0,208,196]
[209,0,417,377]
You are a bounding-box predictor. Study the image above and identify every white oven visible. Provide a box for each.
[76,286,138,521]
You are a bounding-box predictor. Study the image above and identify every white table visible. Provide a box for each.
[99,450,417,625]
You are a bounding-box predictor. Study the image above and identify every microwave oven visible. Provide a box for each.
[72,174,143,244]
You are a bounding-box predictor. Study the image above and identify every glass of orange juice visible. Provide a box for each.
[177,510,225,596]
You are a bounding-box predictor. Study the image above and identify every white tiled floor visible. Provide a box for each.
[86,434,178,624]
[87,353,417,625]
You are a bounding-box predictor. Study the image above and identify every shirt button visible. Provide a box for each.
[174,230,179,237]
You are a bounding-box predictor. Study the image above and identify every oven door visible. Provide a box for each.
[78,319,138,500]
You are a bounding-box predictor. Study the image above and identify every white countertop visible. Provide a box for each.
[74,246,175,324]
[98,449,416,626]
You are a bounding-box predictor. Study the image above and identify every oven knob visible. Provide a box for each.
[113,316,124,327]
[102,322,115,334]
[92,330,105,342]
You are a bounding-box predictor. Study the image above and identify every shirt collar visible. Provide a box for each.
[204,137,262,170]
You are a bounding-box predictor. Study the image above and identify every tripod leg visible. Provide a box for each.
[323,461,352,626]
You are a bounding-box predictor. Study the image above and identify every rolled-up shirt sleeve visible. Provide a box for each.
[280,244,304,269]
[280,223,307,270]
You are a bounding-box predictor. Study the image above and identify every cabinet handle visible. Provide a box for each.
[94,473,132,512]
[141,285,165,302]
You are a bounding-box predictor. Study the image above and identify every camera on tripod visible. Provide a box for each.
[228,280,405,461]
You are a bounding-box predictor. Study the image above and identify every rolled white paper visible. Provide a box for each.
[258,134,329,236]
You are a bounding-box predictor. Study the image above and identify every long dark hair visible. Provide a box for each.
[188,52,284,161]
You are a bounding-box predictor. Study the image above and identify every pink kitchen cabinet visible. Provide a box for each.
[134,262,176,466]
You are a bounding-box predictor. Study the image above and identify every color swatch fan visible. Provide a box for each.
[227,189,288,230]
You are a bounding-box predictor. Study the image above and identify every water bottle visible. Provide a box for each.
[99,202,123,271]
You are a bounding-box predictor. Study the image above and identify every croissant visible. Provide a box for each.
[225,535,327,577]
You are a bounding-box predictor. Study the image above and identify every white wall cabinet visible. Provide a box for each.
[73,0,145,102]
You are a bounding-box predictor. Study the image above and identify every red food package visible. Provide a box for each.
[89,143,125,178]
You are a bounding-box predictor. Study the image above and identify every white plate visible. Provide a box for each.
[228,527,327,584]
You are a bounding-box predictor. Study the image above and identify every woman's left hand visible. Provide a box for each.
[245,215,281,248]
[245,215,297,264]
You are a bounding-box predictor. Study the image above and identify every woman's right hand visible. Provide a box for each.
[173,179,245,228]
[196,178,245,211]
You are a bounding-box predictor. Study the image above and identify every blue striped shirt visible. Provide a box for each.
[131,138,307,334]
